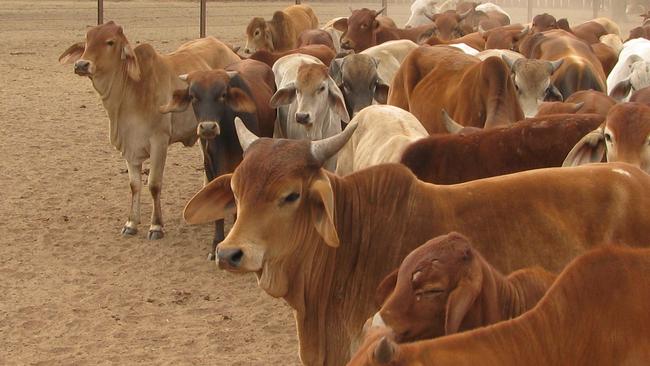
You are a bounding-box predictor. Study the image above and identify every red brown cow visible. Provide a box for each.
[401,113,604,184]
[564,102,650,174]
[348,246,650,366]
[536,90,616,118]
[519,30,607,99]
[426,10,471,41]
[388,46,523,134]
[244,4,319,54]
[248,44,335,67]
[159,59,276,256]
[368,232,555,343]
[424,32,485,50]
[630,85,650,104]
[297,29,336,51]
[334,8,435,53]
[480,24,526,50]
[530,13,557,34]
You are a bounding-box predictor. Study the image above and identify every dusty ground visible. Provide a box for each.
[0,1,640,365]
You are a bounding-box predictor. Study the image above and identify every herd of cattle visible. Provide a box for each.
[59,1,650,365]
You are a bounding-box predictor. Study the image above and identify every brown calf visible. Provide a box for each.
[244,4,318,54]
[371,232,555,343]
[536,90,616,118]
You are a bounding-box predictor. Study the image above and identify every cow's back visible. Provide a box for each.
[284,4,319,48]
[165,37,240,74]
[361,40,418,84]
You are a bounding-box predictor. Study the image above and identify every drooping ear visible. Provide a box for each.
[610,78,632,101]
[159,87,191,113]
[228,87,257,114]
[445,249,483,334]
[328,58,345,86]
[333,17,349,32]
[546,84,564,102]
[309,172,339,247]
[121,42,141,81]
[327,78,351,123]
[374,269,399,308]
[183,174,235,224]
[562,128,606,167]
[373,336,397,364]
[374,79,390,104]
[59,42,85,64]
[269,82,297,107]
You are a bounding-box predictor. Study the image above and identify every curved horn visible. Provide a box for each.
[458,9,472,21]
[234,117,259,152]
[501,54,518,70]
[441,109,464,134]
[478,23,487,36]
[375,7,387,16]
[310,123,358,166]
[548,59,563,73]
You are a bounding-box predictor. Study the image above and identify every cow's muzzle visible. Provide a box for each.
[295,112,311,125]
[74,60,92,76]
[197,121,221,139]
[217,247,244,270]
[340,38,354,50]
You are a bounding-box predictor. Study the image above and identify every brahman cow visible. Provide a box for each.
[58,21,240,239]
[401,113,604,184]
[158,59,275,258]
[426,10,472,41]
[322,17,347,54]
[244,4,318,54]
[487,52,564,117]
[183,120,650,365]
[479,24,526,50]
[270,54,349,170]
[405,0,440,28]
[328,40,418,116]
[530,13,557,34]
[335,105,428,175]
[460,2,511,33]
[333,8,435,53]
[519,30,607,99]
[388,46,523,133]
[248,44,335,67]
[564,102,650,174]
[607,38,650,101]
[423,32,485,51]
[349,245,650,366]
[368,232,554,342]
[536,90,617,118]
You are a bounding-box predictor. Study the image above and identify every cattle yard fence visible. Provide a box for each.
[91,0,628,38]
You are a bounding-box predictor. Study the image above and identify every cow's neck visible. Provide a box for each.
[90,68,135,153]
[283,165,443,365]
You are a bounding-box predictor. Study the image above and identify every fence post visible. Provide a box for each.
[527,0,532,22]
[295,0,301,4]
[592,0,598,18]
[382,0,388,16]
[98,0,103,25]
[200,0,206,38]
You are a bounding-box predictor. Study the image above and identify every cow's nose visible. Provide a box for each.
[74,60,90,74]
[217,247,244,269]
[341,39,352,49]
[295,112,310,125]
[197,122,220,139]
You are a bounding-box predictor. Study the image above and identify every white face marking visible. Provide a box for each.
[612,168,631,177]
[371,312,386,327]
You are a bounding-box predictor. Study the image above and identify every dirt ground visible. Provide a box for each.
[0,1,640,365]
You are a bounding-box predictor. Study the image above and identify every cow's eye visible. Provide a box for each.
[254,30,260,36]
[221,92,227,99]
[106,40,114,46]
[318,86,326,93]
[361,24,368,29]
[284,192,300,203]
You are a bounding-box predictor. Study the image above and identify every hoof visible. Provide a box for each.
[147,229,164,240]
[207,252,215,261]
[121,226,138,236]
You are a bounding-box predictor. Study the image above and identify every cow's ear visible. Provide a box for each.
[610,78,632,101]
[122,42,141,81]
[328,78,351,123]
[445,248,483,334]
[159,87,191,113]
[374,78,390,104]
[184,174,235,224]
[228,87,257,114]
[309,172,339,248]
[333,17,348,32]
[269,82,296,107]
[59,42,85,64]
[562,128,606,167]
[373,336,397,364]
[375,269,399,308]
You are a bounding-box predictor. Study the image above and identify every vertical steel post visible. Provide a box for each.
[382,0,388,16]
[98,0,103,25]
[527,0,532,22]
[200,0,206,38]
[592,0,599,19]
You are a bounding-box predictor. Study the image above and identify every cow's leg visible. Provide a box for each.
[209,219,225,261]
[121,161,142,236]
[147,141,168,240]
